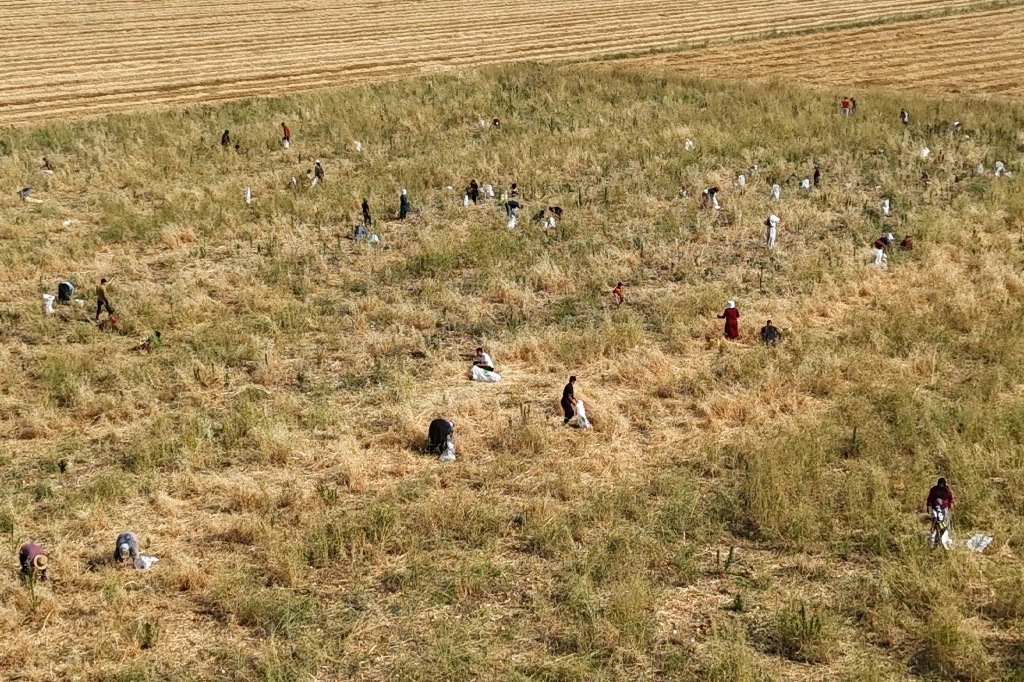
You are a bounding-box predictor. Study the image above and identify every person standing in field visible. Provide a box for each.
[611,282,624,305]
[840,97,852,116]
[872,233,894,268]
[813,164,822,189]
[926,477,954,548]
[95,278,114,321]
[220,130,231,148]
[765,214,780,249]
[466,180,480,205]
[900,109,910,126]
[399,188,410,220]
[718,300,740,340]
[314,160,324,186]
[280,122,291,148]
[561,376,577,425]
[362,198,372,227]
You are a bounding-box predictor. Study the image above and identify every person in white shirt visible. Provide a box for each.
[472,347,494,372]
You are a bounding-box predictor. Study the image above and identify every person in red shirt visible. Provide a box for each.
[611,282,624,305]
[718,300,740,340]
[281,122,291,148]
[926,477,954,548]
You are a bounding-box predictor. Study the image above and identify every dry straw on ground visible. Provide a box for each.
[1,64,1024,680]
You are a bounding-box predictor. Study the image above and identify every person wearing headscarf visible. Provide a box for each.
[872,233,894,268]
[399,189,410,220]
[718,300,740,340]
[19,542,48,580]
[765,214,780,249]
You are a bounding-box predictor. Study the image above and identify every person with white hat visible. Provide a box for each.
[718,301,740,340]
[399,188,410,220]
[19,542,48,580]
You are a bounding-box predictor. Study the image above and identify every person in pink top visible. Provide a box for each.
[718,300,740,340]
[19,542,48,580]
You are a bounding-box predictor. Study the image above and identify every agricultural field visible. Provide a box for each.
[2,64,1024,681]
[618,4,1024,98]
[0,0,991,125]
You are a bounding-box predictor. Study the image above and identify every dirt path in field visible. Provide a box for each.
[0,0,992,125]
[609,4,1024,97]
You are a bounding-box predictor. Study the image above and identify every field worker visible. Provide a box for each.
[19,542,48,581]
[736,173,746,188]
[57,280,75,304]
[900,108,910,126]
[840,97,852,116]
[305,169,315,185]
[612,282,624,304]
[466,180,480,204]
[399,189,410,220]
[505,199,521,228]
[137,330,162,351]
[718,300,740,340]
[701,186,721,210]
[280,122,291,148]
[484,184,495,199]
[765,214,779,249]
[42,157,54,173]
[362,198,372,227]
[926,477,954,547]
[314,160,324,185]
[761,319,780,345]
[220,129,230,148]
[509,183,519,198]
[851,98,858,114]
[561,376,578,425]
[114,532,140,565]
[472,347,494,372]
[900,235,914,250]
[813,164,821,188]
[492,118,501,129]
[872,233,894,268]
[95,278,114,321]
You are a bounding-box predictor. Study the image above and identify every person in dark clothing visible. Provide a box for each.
[57,280,74,304]
[399,189,410,220]
[813,165,821,188]
[926,478,954,512]
[220,130,231,148]
[760,319,780,345]
[466,180,480,204]
[492,118,501,129]
[362,198,372,227]
[509,183,519,198]
[114,532,140,564]
[427,418,454,456]
[95,278,113,321]
[900,109,910,126]
[19,542,48,580]
[314,160,324,185]
[561,376,577,425]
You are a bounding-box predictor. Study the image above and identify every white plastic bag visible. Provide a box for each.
[42,294,55,314]
[966,534,993,553]
[439,439,456,462]
[470,365,501,383]
[575,399,592,429]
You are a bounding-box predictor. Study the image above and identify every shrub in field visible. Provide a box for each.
[766,600,837,664]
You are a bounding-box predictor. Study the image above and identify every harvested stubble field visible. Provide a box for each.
[0,0,989,125]
[3,64,1024,681]
[617,4,1024,98]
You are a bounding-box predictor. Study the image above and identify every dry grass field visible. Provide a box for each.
[617,4,1024,98]
[0,0,991,125]
[2,63,1024,681]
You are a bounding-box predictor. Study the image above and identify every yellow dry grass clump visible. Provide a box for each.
[1,64,1024,681]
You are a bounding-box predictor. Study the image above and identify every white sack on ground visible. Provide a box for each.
[470,366,501,382]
